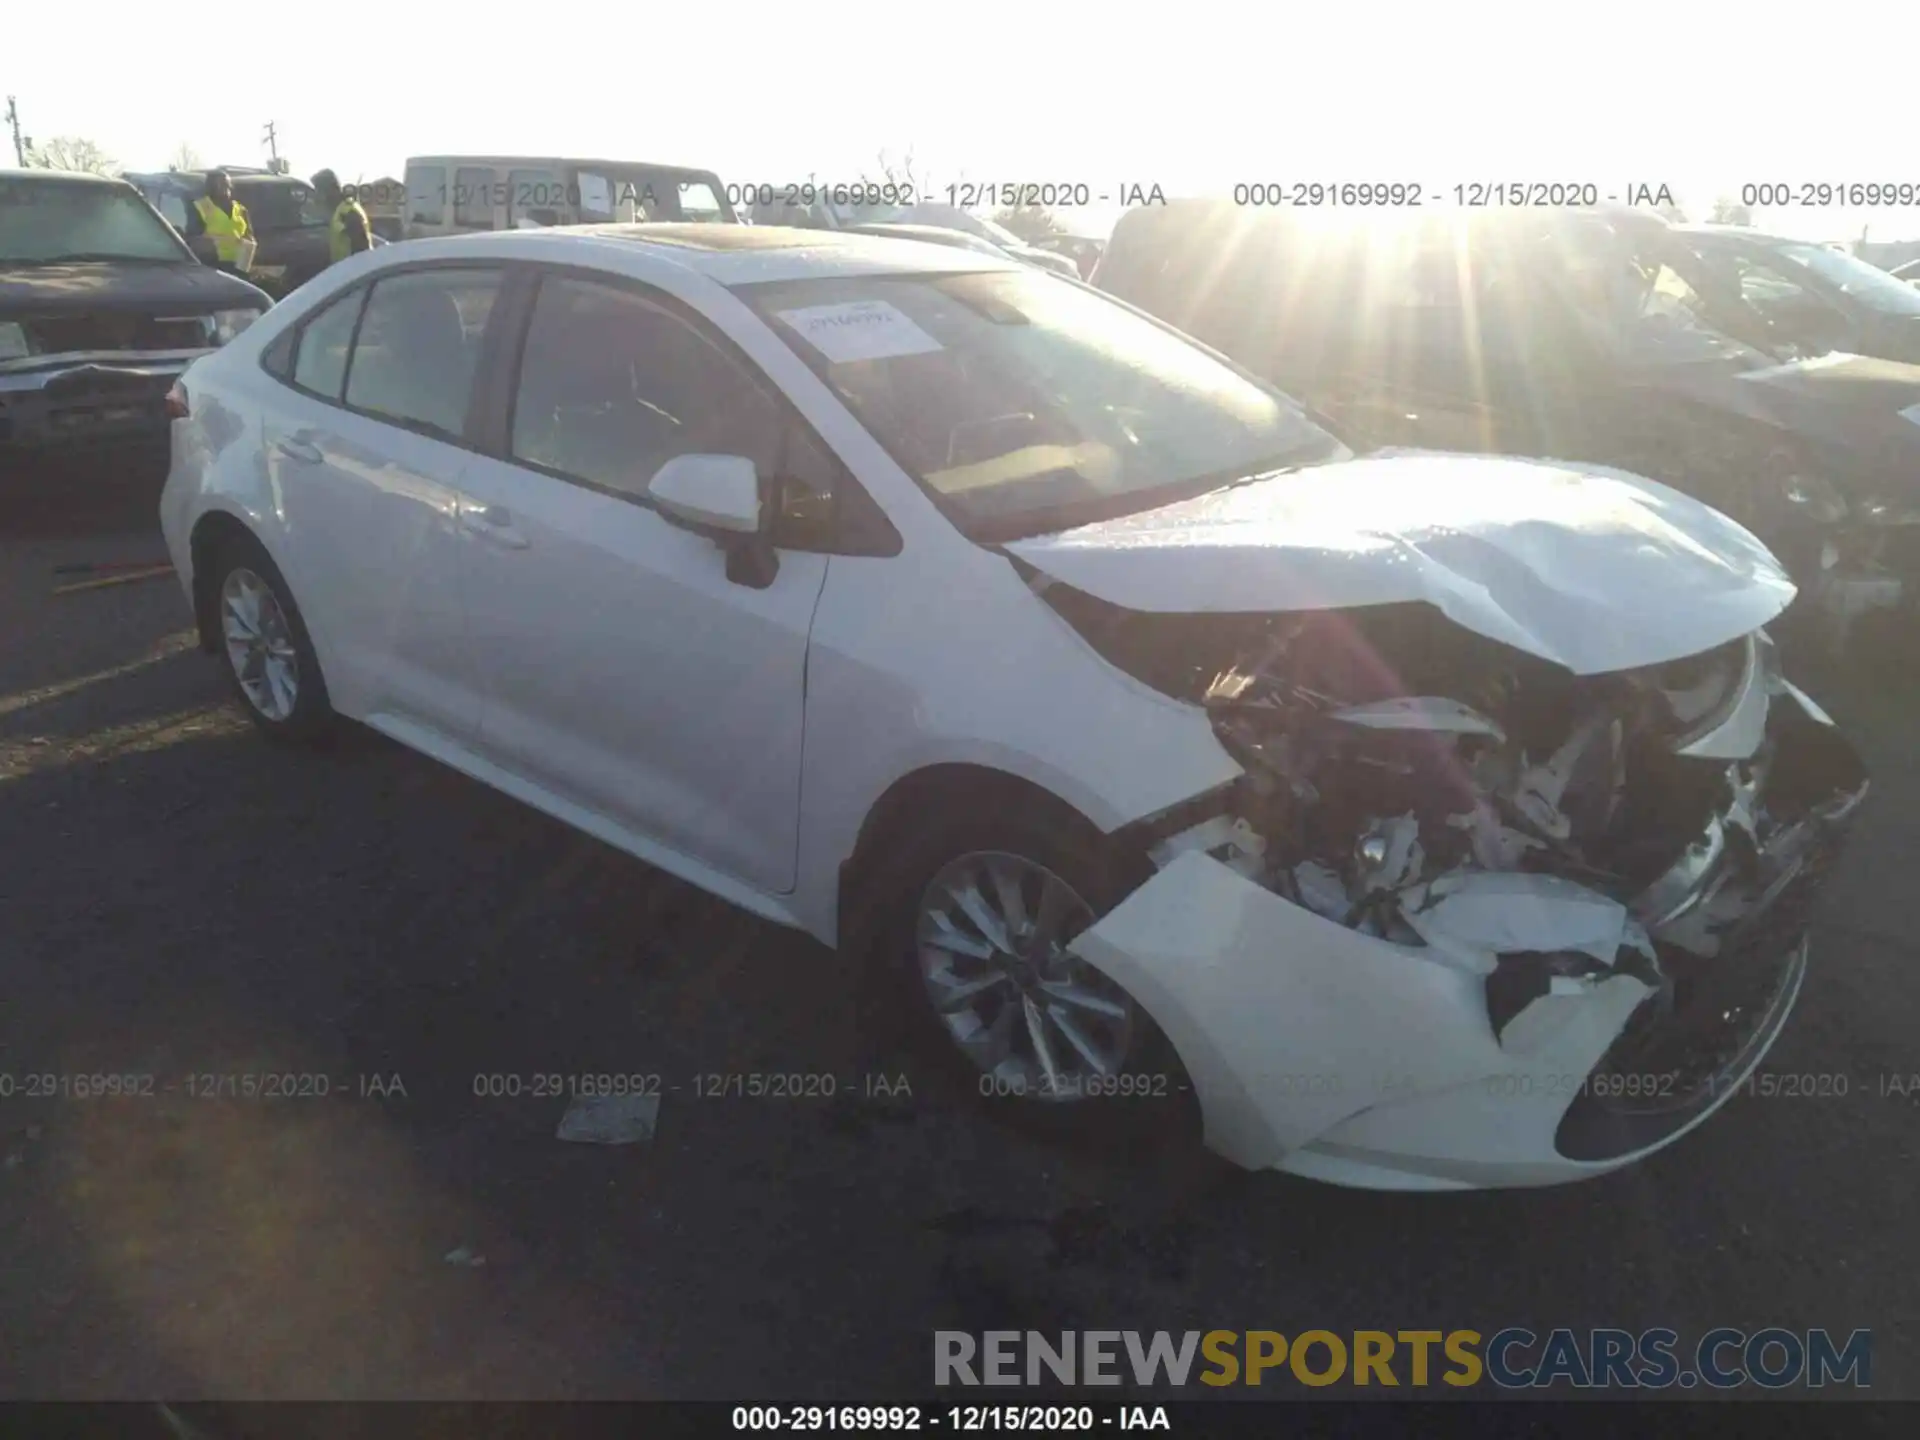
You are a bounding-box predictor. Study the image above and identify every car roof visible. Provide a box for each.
[1,167,132,189]
[388,223,1021,285]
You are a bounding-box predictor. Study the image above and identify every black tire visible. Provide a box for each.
[207,531,335,744]
[853,797,1201,1160]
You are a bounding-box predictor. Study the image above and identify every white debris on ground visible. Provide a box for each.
[556,1092,661,1145]
[442,1246,487,1267]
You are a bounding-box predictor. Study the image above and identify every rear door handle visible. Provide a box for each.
[459,502,530,549]
[275,437,323,465]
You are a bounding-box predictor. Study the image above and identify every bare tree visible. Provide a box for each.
[27,135,117,175]
[1708,195,1752,226]
[866,146,926,199]
[991,204,1065,245]
[170,141,203,173]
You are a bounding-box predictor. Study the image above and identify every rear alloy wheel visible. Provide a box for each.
[221,567,301,722]
[210,535,333,742]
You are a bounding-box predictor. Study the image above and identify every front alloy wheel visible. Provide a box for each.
[221,567,300,721]
[915,850,1138,1102]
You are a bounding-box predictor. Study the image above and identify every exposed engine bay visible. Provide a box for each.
[1048,586,1869,1162]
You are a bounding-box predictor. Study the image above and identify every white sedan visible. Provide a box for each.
[160,224,1866,1190]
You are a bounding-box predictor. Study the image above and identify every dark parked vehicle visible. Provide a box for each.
[1031,232,1104,279]
[1667,223,1920,365]
[0,168,269,466]
[1094,200,1920,648]
[126,168,340,298]
[843,221,1083,276]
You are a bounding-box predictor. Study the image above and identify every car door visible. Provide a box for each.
[454,271,831,895]
[257,265,505,742]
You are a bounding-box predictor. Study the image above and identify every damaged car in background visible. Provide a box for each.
[2,167,269,472]
[161,229,1865,1192]
[1093,201,1920,654]
[1021,452,1867,1185]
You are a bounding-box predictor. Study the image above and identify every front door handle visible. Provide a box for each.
[275,437,323,465]
[459,502,530,549]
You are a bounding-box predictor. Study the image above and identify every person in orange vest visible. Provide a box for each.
[184,170,253,275]
[311,170,371,266]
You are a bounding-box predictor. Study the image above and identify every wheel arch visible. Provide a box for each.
[839,759,1208,1135]
[843,766,1098,931]
[188,508,262,653]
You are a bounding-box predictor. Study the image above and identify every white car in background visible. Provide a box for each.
[160,224,1866,1190]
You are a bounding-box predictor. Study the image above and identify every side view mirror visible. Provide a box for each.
[644,453,778,588]
[646,453,762,533]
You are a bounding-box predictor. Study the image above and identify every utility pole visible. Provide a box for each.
[262,120,279,170]
[6,96,29,166]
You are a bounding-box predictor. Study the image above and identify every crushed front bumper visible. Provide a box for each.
[1069,679,1866,1190]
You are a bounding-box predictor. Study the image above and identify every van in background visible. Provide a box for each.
[401,156,735,238]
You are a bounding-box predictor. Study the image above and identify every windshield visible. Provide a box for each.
[0,178,190,264]
[1768,241,1920,317]
[741,268,1344,540]
[235,181,330,230]
[1548,223,1766,363]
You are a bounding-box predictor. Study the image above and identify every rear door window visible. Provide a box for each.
[345,269,504,439]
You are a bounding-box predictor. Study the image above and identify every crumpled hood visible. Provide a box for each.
[1007,452,1796,676]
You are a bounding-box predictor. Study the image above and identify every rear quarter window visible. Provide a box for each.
[291,288,366,401]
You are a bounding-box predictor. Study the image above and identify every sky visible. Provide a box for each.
[10,1,1920,242]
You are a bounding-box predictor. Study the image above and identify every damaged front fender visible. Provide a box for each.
[1068,672,1864,1189]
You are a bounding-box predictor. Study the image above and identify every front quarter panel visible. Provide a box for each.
[793,538,1242,944]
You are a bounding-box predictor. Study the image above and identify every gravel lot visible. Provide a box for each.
[2,473,1917,1403]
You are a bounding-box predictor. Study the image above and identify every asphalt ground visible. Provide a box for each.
[2,465,1916,1406]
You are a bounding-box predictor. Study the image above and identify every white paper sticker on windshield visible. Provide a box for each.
[776,301,943,363]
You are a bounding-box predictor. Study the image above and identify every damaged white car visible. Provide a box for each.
[160,226,1868,1190]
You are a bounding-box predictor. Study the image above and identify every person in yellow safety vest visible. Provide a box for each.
[186,170,252,274]
[311,170,371,266]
